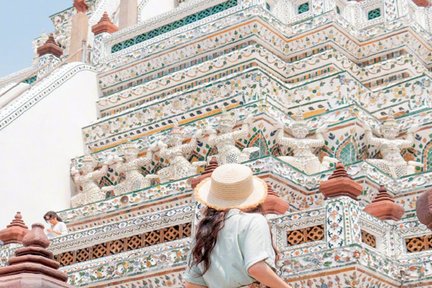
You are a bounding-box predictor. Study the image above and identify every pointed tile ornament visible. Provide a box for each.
[0,223,72,287]
[0,212,29,245]
[417,189,432,230]
[364,186,404,221]
[262,183,289,215]
[92,12,118,35]
[319,162,362,200]
[36,34,63,58]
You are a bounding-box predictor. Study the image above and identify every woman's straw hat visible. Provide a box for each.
[194,163,268,210]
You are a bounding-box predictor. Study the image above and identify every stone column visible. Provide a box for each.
[325,197,362,248]
[119,0,138,29]
[36,35,63,79]
[68,0,89,62]
[319,163,363,248]
[91,12,118,65]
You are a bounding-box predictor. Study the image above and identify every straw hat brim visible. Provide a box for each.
[194,176,268,211]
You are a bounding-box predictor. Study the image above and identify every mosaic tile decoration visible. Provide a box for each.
[55,222,191,266]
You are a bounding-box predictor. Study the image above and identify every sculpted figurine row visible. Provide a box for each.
[276,110,421,177]
[71,108,422,207]
[71,109,255,207]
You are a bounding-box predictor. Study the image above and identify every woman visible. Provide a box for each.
[184,163,290,288]
[43,211,68,239]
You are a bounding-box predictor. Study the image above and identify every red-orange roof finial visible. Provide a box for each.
[37,34,63,58]
[364,186,404,221]
[0,212,29,245]
[412,0,431,7]
[319,162,362,200]
[261,182,289,215]
[0,223,71,287]
[92,12,118,35]
[74,0,88,13]
[417,189,432,230]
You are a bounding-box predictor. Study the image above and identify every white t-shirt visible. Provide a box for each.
[185,209,276,288]
[45,222,68,239]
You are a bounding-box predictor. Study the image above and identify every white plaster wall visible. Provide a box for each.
[139,0,177,21]
[0,67,99,229]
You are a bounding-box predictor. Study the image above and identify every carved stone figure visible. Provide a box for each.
[365,115,421,178]
[103,140,157,195]
[276,110,338,174]
[71,155,108,207]
[207,108,257,165]
[157,123,204,182]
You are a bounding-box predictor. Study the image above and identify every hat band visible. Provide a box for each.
[209,175,254,201]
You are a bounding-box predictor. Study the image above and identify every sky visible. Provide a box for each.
[0,1,71,77]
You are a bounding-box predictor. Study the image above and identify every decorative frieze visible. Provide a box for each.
[97,6,432,85]
[54,222,191,266]
[112,0,239,53]
[50,205,194,253]
[61,239,190,287]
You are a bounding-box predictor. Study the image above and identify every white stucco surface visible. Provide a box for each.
[139,0,176,21]
[0,65,99,229]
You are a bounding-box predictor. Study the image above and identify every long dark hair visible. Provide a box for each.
[43,211,63,222]
[191,207,226,273]
[191,205,264,273]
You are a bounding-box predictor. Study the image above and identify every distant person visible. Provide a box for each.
[184,163,291,288]
[43,211,68,239]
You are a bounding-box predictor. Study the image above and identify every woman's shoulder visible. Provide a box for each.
[234,211,268,226]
